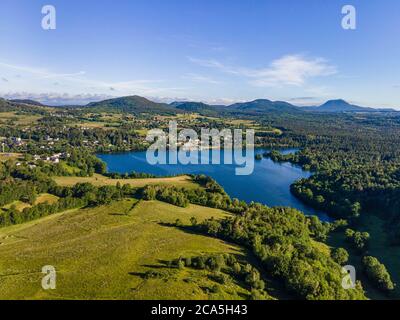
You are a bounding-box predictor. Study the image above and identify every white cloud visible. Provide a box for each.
[2,92,114,106]
[0,62,86,79]
[250,55,337,87]
[188,57,241,75]
[182,73,221,84]
[203,97,238,105]
[189,54,337,87]
[150,95,239,106]
[0,61,189,99]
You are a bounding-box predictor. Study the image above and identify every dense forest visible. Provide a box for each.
[258,112,400,245]
[188,207,367,300]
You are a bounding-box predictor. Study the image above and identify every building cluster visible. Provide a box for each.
[167,138,202,151]
[33,152,70,164]
[11,137,24,147]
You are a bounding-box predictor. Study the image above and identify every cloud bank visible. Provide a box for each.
[2,92,115,106]
[189,54,337,87]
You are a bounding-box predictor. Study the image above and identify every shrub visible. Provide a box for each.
[362,256,395,292]
[331,248,349,265]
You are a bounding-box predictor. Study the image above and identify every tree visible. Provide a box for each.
[331,219,348,232]
[233,262,242,274]
[315,195,325,205]
[331,248,349,265]
[362,256,395,292]
[345,228,355,239]
[177,260,185,270]
[345,229,369,252]
[350,202,361,219]
[308,216,330,241]
[250,289,268,300]
[143,186,156,200]
[190,217,197,226]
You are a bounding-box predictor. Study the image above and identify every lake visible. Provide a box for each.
[97,149,331,221]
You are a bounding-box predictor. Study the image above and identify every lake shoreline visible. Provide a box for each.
[97,148,332,222]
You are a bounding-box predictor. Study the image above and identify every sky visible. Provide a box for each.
[0,0,399,107]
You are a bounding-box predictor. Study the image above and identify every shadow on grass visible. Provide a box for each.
[158,222,219,239]
[129,260,176,281]
[141,264,172,269]
[157,221,297,300]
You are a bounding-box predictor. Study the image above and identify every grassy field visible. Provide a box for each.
[34,194,60,205]
[73,122,120,130]
[255,128,283,135]
[134,129,148,137]
[0,153,22,162]
[0,112,42,125]
[1,194,60,213]
[53,174,198,189]
[0,199,256,300]
[2,201,31,211]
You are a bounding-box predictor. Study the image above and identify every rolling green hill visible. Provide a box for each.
[0,98,13,112]
[229,99,301,115]
[9,99,45,107]
[0,199,264,300]
[172,99,302,116]
[172,101,227,116]
[86,95,180,115]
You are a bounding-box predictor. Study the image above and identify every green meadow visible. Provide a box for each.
[0,199,259,300]
[53,174,198,189]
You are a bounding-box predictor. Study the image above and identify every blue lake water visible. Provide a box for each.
[97,149,331,221]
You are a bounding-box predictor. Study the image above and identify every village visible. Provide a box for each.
[0,135,70,167]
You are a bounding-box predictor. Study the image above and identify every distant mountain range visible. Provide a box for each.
[301,99,396,113]
[0,98,45,112]
[9,99,44,106]
[1,95,397,115]
[229,99,301,114]
[171,98,396,115]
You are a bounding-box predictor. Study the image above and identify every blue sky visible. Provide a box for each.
[0,0,399,107]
